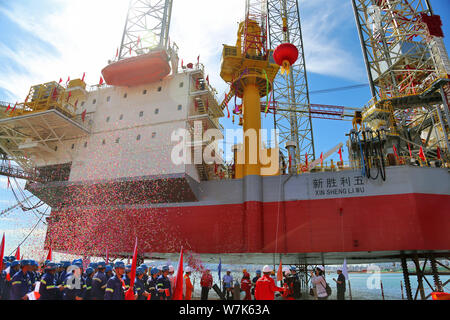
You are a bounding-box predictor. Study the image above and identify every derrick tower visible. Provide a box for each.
[352,0,450,160]
[267,0,316,164]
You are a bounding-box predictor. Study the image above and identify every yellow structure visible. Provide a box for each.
[221,20,280,178]
[6,79,86,119]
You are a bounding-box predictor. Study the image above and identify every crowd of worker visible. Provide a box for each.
[0,256,345,300]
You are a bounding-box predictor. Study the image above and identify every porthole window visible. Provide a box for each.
[177,105,182,111]
[106,116,110,123]
[157,87,162,92]
[179,82,184,88]
[139,111,144,117]
[137,135,141,141]
[155,109,159,115]
[93,99,97,105]
[143,90,147,95]
[102,140,106,145]
[71,144,75,150]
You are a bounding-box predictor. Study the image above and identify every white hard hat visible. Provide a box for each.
[262,265,272,273]
[284,270,291,276]
[169,265,175,272]
[185,267,192,273]
[158,265,163,271]
[318,266,325,271]
[282,266,289,273]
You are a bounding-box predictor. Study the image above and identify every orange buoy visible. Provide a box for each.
[273,43,299,75]
[102,50,171,87]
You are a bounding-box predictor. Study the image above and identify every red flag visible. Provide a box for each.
[81,110,87,122]
[66,91,72,103]
[74,100,79,108]
[305,153,308,167]
[338,147,343,163]
[129,47,132,55]
[15,246,20,261]
[46,247,52,261]
[5,104,11,112]
[125,238,138,300]
[277,259,283,282]
[0,233,5,272]
[172,248,184,300]
[99,77,104,85]
[419,147,426,162]
[437,147,441,160]
[81,72,86,82]
[7,177,10,189]
[206,75,210,85]
[320,152,324,165]
[289,154,292,169]
[66,76,70,85]
[197,55,200,65]
[116,48,119,58]
[11,103,17,113]
[59,78,63,84]
[137,36,141,45]
[408,143,412,159]
[181,59,184,68]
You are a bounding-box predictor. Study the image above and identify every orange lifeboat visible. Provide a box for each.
[101,50,171,87]
[431,292,450,300]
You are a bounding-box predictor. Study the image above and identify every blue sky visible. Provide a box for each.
[0,0,449,259]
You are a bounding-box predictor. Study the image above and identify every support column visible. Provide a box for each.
[401,257,413,300]
[413,256,426,300]
[243,83,262,177]
[430,255,443,292]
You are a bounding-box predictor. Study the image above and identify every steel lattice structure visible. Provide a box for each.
[118,0,173,61]
[268,0,315,163]
[352,0,450,156]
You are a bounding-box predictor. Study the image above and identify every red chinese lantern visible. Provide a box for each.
[273,43,299,75]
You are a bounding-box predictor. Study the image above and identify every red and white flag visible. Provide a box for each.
[15,246,20,261]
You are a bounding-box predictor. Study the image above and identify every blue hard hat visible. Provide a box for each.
[256,270,261,274]
[114,261,125,269]
[290,266,296,271]
[105,265,112,273]
[136,268,144,276]
[5,262,11,268]
[125,265,132,272]
[20,260,31,267]
[31,260,38,267]
[150,268,159,275]
[9,256,16,262]
[44,260,51,265]
[97,261,106,268]
[62,261,71,268]
[45,262,57,270]
[140,264,149,270]
[11,261,20,267]
[162,265,169,272]
[85,267,95,276]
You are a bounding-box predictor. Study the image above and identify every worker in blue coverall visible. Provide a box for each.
[123,265,132,292]
[63,260,86,300]
[156,265,172,300]
[147,267,160,300]
[10,260,32,300]
[84,267,95,300]
[104,261,126,300]
[92,261,107,300]
[39,262,60,300]
[135,267,149,300]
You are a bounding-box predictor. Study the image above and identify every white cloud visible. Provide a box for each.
[0,0,363,102]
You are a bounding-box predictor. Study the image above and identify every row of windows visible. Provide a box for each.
[69,133,157,150]
[104,105,182,123]
[82,83,184,106]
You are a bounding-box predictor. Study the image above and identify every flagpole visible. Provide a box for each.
[348,280,352,300]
